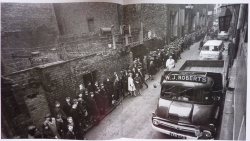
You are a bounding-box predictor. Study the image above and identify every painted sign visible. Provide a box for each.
[165,75,207,83]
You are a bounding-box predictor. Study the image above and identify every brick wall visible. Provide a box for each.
[3,51,132,133]
[123,4,169,39]
[38,52,132,107]
[1,2,123,75]
[53,2,120,35]
[1,3,60,74]
[123,4,140,30]
[142,4,168,38]
[58,35,114,60]
[4,68,51,135]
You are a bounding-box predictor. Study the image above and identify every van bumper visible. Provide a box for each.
[152,123,199,139]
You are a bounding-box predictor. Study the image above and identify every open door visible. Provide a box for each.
[82,70,97,88]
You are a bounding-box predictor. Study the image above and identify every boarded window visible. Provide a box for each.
[87,18,94,32]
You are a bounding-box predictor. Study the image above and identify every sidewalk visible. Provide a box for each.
[219,41,247,140]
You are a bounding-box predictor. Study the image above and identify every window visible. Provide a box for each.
[160,85,214,105]
[213,46,219,51]
[87,18,94,32]
[202,46,210,51]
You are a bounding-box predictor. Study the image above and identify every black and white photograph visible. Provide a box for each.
[1,0,248,140]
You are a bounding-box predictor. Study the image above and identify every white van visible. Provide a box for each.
[218,31,229,40]
[199,40,224,60]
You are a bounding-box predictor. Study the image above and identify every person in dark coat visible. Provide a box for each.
[65,125,76,139]
[86,92,100,124]
[54,101,67,120]
[137,58,142,69]
[62,97,72,116]
[159,49,165,68]
[94,87,105,115]
[27,125,42,139]
[93,81,99,92]
[142,56,147,73]
[134,73,142,96]
[55,114,67,138]
[70,99,82,138]
[100,83,108,113]
[42,124,55,139]
[42,114,60,139]
[77,97,88,130]
[104,78,114,107]
[119,70,125,97]
[65,117,76,139]
[124,70,129,93]
[83,91,91,127]
[199,39,204,50]
[83,90,88,101]
[86,82,94,93]
[138,68,148,88]
[113,72,121,101]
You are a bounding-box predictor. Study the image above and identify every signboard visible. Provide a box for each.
[165,75,207,83]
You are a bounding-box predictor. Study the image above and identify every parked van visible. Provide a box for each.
[217,31,229,40]
[152,60,227,139]
[199,40,224,60]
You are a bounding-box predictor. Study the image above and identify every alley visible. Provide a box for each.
[85,41,202,139]
[1,3,247,140]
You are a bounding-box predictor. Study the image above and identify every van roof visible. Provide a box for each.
[203,40,223,46]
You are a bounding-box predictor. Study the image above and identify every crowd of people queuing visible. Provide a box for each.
[26,29,207,139]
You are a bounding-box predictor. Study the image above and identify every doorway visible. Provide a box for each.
[82,70,97,88]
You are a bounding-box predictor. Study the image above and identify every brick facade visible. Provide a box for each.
[53,2,120,35]
[1,3,60,74]
[142,4,168,38]
[1,2,122,75]
[1,3,130,138]
[3,51,131,137]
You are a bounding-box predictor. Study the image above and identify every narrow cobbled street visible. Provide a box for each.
[85,41,202,139]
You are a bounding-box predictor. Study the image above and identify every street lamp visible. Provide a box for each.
[218,7,232,32]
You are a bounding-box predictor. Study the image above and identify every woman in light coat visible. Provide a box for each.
[128,73,136,96]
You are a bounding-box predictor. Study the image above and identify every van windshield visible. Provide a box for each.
[160,85,215,105]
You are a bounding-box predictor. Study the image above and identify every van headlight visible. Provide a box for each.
[195,130,202,137]
[152,119,159,126]
[203,130,212,138]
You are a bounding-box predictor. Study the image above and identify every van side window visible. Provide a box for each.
[202,46,209,50]
[213,46,219,51]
